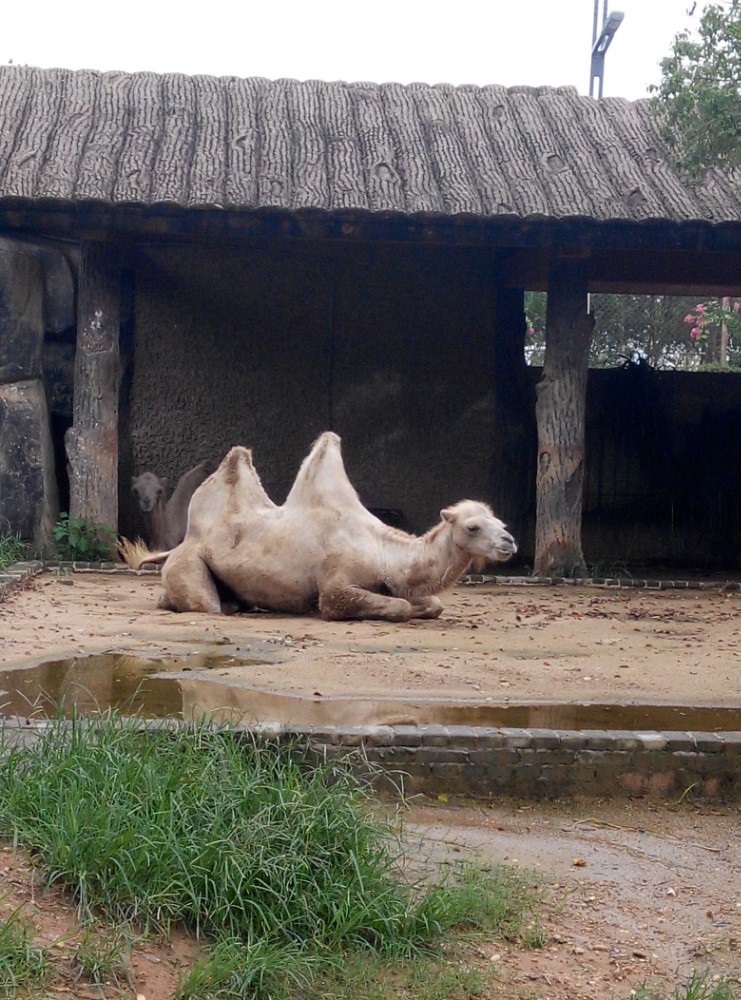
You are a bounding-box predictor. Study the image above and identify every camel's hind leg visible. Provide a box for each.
[319,585,414,622]
[161,546,222,614]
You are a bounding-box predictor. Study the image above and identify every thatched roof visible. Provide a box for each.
[1,64,740,225]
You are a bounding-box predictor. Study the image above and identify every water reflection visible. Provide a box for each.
[0,654,738,732]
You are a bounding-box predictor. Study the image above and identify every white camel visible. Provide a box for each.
[120,432,517,622]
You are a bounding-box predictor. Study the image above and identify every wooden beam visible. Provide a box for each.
[65,242,121,531]
[533,255,593,577]
[501,247,741,295]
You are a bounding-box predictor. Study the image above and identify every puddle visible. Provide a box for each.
[0,651,278,720]
[0,654,739,732]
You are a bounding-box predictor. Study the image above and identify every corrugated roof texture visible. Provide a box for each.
[1,65,740,224]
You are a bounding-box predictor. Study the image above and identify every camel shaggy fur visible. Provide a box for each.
[120,432,517,622]
[131,460,216,550]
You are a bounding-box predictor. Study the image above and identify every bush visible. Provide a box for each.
[52,513,117,561]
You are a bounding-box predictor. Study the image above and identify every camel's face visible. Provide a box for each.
[441,501,517,563]
[132,472,166,513]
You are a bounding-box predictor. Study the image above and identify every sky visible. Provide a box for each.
[3,0,700,101]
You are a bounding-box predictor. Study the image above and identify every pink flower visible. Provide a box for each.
[695,303,705,313]
[684,313,695,324]
[734,302,741,313]
[527,326,535,336]
[690,328,701,339]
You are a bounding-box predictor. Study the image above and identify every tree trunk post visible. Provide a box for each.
[533,255,594,576]
[65,242,121,530]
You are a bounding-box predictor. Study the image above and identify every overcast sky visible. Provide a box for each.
[4,0,699,101]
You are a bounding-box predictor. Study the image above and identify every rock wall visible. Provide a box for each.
[0,240,59,547]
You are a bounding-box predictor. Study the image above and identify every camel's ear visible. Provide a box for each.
[440,507,456,524]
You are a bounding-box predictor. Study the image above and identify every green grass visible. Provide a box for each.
[292,950,492,1000]
[69,927,133,987]
[0,904,49,994]
[0,532,31,572]
[0,715,541,999]
[631,971,741,999]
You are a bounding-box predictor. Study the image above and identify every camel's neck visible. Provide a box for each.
[392,523,472,597]
[145,498,168,549]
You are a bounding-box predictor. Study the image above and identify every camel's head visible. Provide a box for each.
[132,471,166,513]
[441,500,517,564]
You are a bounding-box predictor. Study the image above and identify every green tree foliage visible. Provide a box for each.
[525,292,707,370]
[649,2,741,177]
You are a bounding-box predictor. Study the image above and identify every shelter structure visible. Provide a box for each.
[0,65,739,571]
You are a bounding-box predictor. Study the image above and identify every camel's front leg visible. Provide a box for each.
[319,585,413,622]
[409,595,444,619]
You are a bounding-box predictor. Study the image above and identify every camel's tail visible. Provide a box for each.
[118,536,172,570]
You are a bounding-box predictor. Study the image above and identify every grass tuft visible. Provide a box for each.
[631,970,740,999]
[0,904,49,992]
[69,926,133,987]
[0,714,541,999]
[0,532,31,572]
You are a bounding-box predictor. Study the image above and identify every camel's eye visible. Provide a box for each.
[466,524,480,534]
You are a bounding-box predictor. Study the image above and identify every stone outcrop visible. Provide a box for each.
[0,239,59,548]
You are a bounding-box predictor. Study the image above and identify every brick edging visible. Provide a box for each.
[0,561,45,600]
[289,722,741,801]
[464,574,741,591]
[2,717,737,801]
[2,560,740,594]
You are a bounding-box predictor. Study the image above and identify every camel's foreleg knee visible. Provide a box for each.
[319,585,413,622]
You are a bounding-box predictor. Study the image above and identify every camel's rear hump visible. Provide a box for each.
[285,432,367,514]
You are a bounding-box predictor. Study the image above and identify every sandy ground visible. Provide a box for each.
[403,797,741,1000]
[0,571,739,714]
[0,572,740,998]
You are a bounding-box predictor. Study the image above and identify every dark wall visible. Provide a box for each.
[122,240,741,571]
[581,365,741,570]
[123,242,505,539]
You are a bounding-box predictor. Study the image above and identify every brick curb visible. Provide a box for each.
[0,560,45,599]
[298,722,741,802]
[464,574,741,591]
[3,560,740,594]
[2,716,738,802]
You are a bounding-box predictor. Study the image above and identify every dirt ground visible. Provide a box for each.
[0,571,740,999]
[403,797,741,1000]
[0,571,740,710]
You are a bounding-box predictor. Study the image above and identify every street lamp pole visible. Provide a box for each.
[590,1,624,98]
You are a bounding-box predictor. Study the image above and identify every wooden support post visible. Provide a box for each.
[533,255,594,577]
[65,242,121,530]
